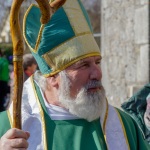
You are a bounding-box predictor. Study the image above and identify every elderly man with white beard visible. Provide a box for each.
[0,0,149,149]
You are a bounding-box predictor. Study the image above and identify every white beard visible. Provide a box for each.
[58,71,106,122]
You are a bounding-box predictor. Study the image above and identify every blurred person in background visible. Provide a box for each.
[8,54,38,105]
[0,48,10,112]
[23,53,38,81]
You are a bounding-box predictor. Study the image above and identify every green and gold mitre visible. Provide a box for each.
[23,0,100,77]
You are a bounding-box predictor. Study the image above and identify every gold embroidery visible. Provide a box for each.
[23,4,45,53]
[103,99,108,133]
[103,99,108,150]
[30,76,48,150]
[63,0,90,35]
[34,24,45,52]
[23,4,39,52]
[7,110,13,128]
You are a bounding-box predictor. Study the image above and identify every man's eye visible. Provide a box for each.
[80,63,89,68]
[96,61,101,65]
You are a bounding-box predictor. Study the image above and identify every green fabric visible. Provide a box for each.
[34,82,107,150]
[121,83,150,144]
[34,81,150,149]
[0,108,149,150]
[0,57,9,81]
[116,108,137,149]
[0,111,11,137]
[0,82,149,149]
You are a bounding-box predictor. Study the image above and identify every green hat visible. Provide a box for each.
[23,0,100,77]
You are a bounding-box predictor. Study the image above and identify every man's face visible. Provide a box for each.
[27,64,37,75]
[57,56,105,121]
[63,56,102,98]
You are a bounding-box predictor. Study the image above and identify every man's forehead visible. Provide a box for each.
[75,56,101,63]
[67,56,101,69]
[63,56,101,71]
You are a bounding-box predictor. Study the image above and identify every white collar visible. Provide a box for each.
[39,85,80,120]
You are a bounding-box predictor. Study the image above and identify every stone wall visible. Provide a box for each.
[101,0,149,107]
[0,1,12,41]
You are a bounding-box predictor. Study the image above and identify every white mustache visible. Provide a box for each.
[85,80,102,89]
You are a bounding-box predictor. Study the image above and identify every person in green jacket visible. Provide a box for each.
[0,49,10,111]
[0,0,149,149]
[121,83,150,144]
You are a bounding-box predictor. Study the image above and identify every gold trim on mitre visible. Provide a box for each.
[62,0,90,35]
[42,33,100,77]
[23,4,45,53]
[34,24,45,52]
[23,4,37,52]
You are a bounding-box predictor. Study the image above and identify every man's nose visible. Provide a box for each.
[90,65,102,80]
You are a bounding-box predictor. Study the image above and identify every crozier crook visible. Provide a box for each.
[10,0,66,129]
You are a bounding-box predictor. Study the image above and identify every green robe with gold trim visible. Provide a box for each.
[0,76,149,150]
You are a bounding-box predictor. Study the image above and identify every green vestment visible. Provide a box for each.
[0,57,9,82]
[0,77,149,150]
